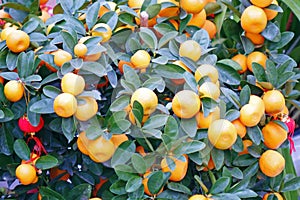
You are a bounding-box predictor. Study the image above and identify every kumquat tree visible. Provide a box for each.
[0,0,300,199]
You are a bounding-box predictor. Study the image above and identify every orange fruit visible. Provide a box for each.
[187,9,206,28]
[264,0,278,20]
[195,106,220,129]
[172,90,201,119]
[39,9,51,23]
[118,60,134,74]
[6,30,30,53]
[61,73,85,96]
[90,198,102,200]
[281,105,289,115]
[78,36,102,61]
[0,9,11,19]
[50,167,70,181]
[52,49,72,67]
[259,150,285,177]
[130,88,158,115]
[195,64,219,83]
[262,121,287,149]
[98,2,117,17]
[75,97,98,121]
[189,194,210,200]
[245,32,265,45]
[4,80,24,102]
[161,154,188,181]
[240,104,262,127]
[249,95,265,115]
[130,50,151,69]
[179,40,202,62]
[241,6,267,34]
[142,171,164,196]
[77,136,89,155]
[91,23,112,43]
[1,26,17,41]
[111,134,129,147]
[239,139,253,155]
[171,60,191,85]
[15,164,37,185]
[128,0,144,8]
[250,0,272,8]
[262,192,284,200]
[232,54,247,74]
[246,51,267,72]
[208,119,237,150]
[198,82,220,100]
[157,0,179,17]
[202,156,215,171]
[202,20,217,39]
[53,93,78,118]
[180,0,207,14]
[74,43,88,58]
[40,0,49,5]
[262,90,285,115]
[128,109,149,125]
[232,119,247,138]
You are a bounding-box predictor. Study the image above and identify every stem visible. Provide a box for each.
[208,170,216,185]
[194,175,209,194]
[140,11,149,27]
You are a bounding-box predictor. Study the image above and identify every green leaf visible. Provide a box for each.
[62,117,76,142]
[192,29,210,50]
[240,85,251,106]
[86,1,100,30]
[29,32,48,42]
[13,139,30,161]
[262,22,280,41]
[281,177,300,192]
[217,59,242,71]
[252,63,268,82]
[138,27,158,50]
[111,141,136,167]
[173,141,206,155]
[215,63,241,85]
[67,184,92,200]
[222,19,242,43]
[247,126,263,145]
[0,72,19,80]
[167,182,192,195]
[220,87,241,109]
[155,64,185,79]
[132,101,144,125]
[125,176,142,193]
[6,51,18,71]
[110,95,130,112]
[61,31,76,54]
[164,116,178,139]
[123,65,141,89]
[43,85,61,99]
[81,62,106,77]
[179,117,197,138]
[234,189,258,198]
[30,99,55,114]
[147,171,166,195]
[233,154,257,167]
[0,125,14,155]
[224,109,240,121]
[211,148,224,170]
[210,177,231,194]
[39,186,65,200]
[110,180,127,195]
[202,97,218,117]
[265,60,278,87]
[0,2,30,12]
[0,108,14,123]
[35,155,58,170]
[267,32,294,50]
[241,36,255,54]
[145,4,161,19]
[115,165,137,181]
[132,154,147,174]
[158,31,178,49]
[143,114,169,129]
[281,0,300,21]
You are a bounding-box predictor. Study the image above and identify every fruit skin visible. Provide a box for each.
[53,93,78,118]
[179,40,202,62]
[130,50,151,69]
[195,64,219,83]
[91,23,112,43]
[198,82,220,100]
[130,87,158,115]
[172,90,201,119]
[195,106,220,129]
[52,49,72,67]
[98,1,117,17]
[111,134,128,147]
[157,0,179,18]
[264,0,279,20]
[6,30,30,53]
[208,119,237,150]
[1,27,17,41]
[240,104,262,127]
[142,171,164,196]
[245,32,265,45]
[246,51,267,72]
[161,154,188,182]
[250,0,272,8]
[202,19,217,39]
[171,60,191,85]
[249,95,265,115]
[61,73,85,96]
[241,6,267,34]
[18,115,44,133]
[75,97,98,121]
[4,80,24,102]
[128,0,144,8]
[180,0,207,14]
[262,121,287,149]
[187,9,206,28]
[239,139,253,155]
[189,194,209,200]
[118,60,134,74]
[202,157,215,171]
[259,150,285,177]
[262,90,285,115]
[15,164,37,185]
[232,54,247,74]
[74,43,88,58]
[232,119,247,138]
[262,192,284,200]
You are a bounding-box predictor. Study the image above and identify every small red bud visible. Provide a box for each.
[18,115,44,133]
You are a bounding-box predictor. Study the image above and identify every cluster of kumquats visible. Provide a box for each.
[0,0,299,199]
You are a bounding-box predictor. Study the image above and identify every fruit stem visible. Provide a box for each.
[194,175,209,194]
[208,170,216,185]
[140,11,149,27]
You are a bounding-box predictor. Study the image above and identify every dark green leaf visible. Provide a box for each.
[247,126,263,145]
[210,177,231,194]
[167,182,192,195]
[39,186,65,200]
[132,154,147,174]
[125,176,142,193]
[35,155,58,170]
[13,139,30,161]
[67,184,92,200]
[62,117,76,142]
[30,99,55,114]
[86,2,100,30]
[240,85,250,106]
